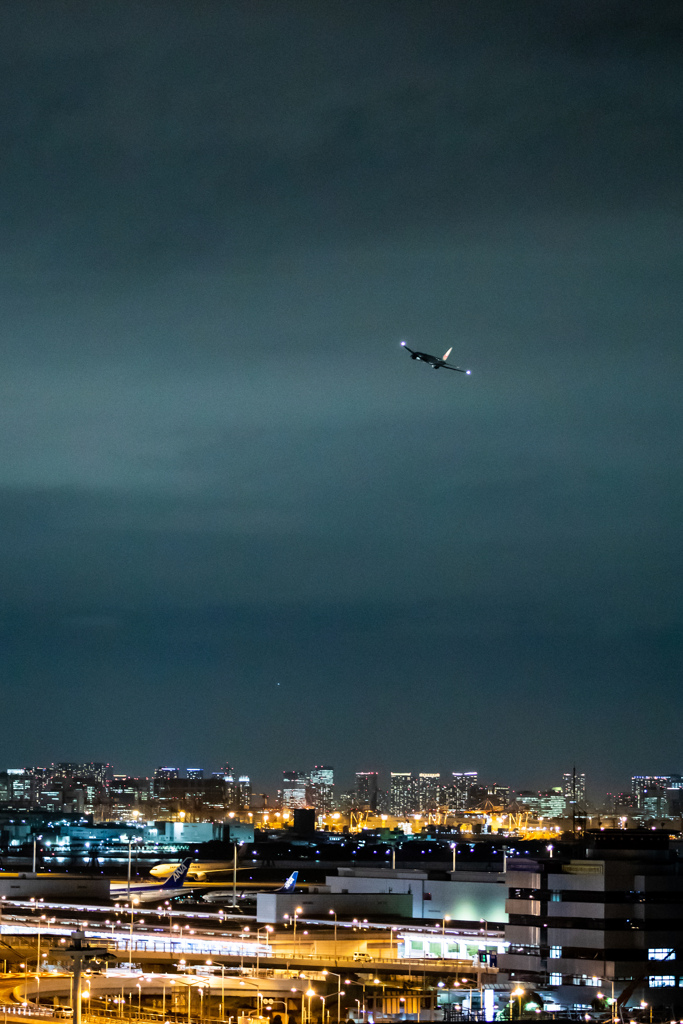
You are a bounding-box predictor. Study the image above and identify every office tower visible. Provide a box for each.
[488,783,510,808]
[631,775,671,810]
[309,766,334,815]
[417,773,441,812]
[6,769,32,803]
[237,776,251,812]
[281,771,309,809]
[562,769,587,805]
[154,767,180,780]
[356,771,379,811]
[450,772,478,811]
[53,763,113,785]
[186,768,204,780]
[390,773,415,816]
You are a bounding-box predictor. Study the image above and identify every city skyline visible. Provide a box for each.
[4,758,681,807]
[1,3,680,786]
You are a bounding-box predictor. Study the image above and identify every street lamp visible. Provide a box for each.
[389,926,399,958]
[306,988,315,1024]
[240,927,251,971]
[206,959,228,1020]
[512,986,525,1019]
[441,916,450,961]
[322,970,343,1023]
[256,925,273,973]
[126,837,139,899]
[128,898,140,966]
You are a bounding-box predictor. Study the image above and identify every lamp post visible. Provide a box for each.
[322,970,343,1024]
[442,916,450,961]
[127,837,137,899]
[256,926,273,974]
[128,898,140,966]
[390,926,398,958]
[329,910,338,954]
[238,977,262,1020]
[511,986,524,1019]
[36,914,46,975]
[239,927,251,971]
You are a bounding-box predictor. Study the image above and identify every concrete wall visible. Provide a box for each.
[256,891,413,924]
[327,869,507,922]
[0,875,110,900]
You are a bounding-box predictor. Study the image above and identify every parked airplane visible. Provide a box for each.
[112,857,193,903]
[150,860,233,881]
[400,340,471,374]
[201,870,299,905]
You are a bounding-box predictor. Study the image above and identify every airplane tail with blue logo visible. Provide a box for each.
[160,857,193,890]
[276,871,298,893]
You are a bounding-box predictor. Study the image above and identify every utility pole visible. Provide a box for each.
[63,932,109,1024]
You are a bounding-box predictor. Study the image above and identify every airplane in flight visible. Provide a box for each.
[111,857,194,903]
[400,340,471,374]
[201,870,299,905]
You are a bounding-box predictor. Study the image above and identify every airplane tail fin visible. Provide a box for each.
[442,347,453,362]
[160,857,193,890]
[276,870,298,893]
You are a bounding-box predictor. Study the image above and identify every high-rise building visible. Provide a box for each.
[309,766,334,815]
[6,769,32,803]
[356,771,379,811]
[186,768,204,780]
[237,776,251,812]
[390,773,415,816]
[154,767,180,780]
[281,771,309,809]
[53,763,113,785]
[562,770,586,806]
[450,771,477,811]
[518,788,566,818]
[631,775,671,810]
[417,773,441,812]
[487,783,510,808]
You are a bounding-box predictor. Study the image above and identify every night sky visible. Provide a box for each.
[1,2,681,797]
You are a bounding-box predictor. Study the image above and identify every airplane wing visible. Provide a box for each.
[441,362,470,373]
[400,341,415,354]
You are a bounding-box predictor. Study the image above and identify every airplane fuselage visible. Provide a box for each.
[410,351,444,368]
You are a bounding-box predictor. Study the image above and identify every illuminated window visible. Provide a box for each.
[549,974,562,986]
[649,977,675,987]
[648,948,674,960]
[549,946,562,959]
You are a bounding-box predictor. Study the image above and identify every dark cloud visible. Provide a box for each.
[0,1,681,794]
